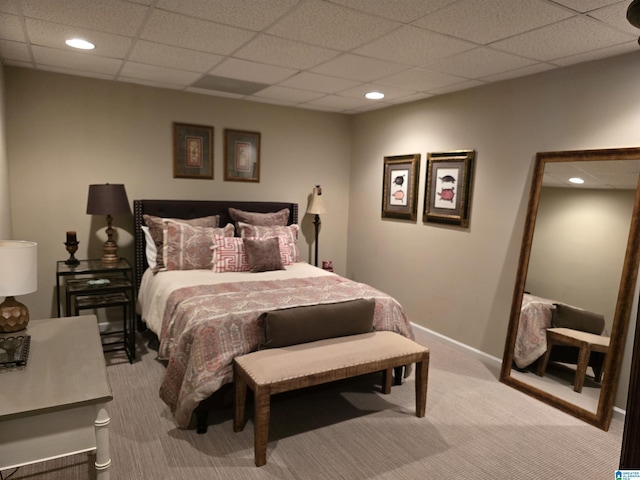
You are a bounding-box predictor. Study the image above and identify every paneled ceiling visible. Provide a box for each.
[1,0,639,114]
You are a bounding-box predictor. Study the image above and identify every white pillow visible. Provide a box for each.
[141,225,157,270]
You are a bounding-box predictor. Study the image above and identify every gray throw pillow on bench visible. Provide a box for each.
[260,298,375,349]
[551,303,605,335]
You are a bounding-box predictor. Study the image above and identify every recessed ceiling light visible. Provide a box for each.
[365,91,384,100]
[569,177,585,184]
[65,38,95,50]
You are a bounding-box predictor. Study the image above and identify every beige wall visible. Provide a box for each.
[348,51,640,408]
[4,67,352,319]
[0,64,10,238]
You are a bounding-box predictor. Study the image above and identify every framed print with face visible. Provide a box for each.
[381,154,421,221]
[423,150,475,227]
[224,129,261,182]
[173,122,214,179]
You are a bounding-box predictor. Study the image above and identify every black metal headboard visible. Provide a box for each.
[133,199,298,292]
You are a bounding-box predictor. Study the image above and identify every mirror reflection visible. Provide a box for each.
[500,149,640,430]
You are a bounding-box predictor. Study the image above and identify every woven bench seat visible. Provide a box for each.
[233,331,429,466]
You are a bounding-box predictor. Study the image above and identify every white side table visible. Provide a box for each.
[0,316,113,479]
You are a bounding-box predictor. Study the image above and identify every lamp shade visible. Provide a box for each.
[0,241,37,297]
[307,185,327,215]
[86,183,131,215]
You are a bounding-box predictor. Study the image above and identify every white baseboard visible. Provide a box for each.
[410,322,626,421]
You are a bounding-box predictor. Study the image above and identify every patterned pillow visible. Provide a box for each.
[229,208,289,226]
[212,237,250,272]
[243,237,284,273]
[162,222,234,271]
[143,214,220,272]
[237,222,300,262]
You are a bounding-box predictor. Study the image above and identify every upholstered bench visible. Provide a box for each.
[233,331,429,467]
[536,327,610,393]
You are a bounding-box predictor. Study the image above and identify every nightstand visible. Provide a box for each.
[56,258,135,363]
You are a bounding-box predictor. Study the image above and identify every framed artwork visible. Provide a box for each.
[173,123,214,179]
[381,154,421,221]
[224,129,261,182]
[423,150,475,227]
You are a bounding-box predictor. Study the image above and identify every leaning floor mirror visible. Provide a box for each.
[500,147,640,431]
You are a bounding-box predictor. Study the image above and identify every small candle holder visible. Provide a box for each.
[64,241,80,266]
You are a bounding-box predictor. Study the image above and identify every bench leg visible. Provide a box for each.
[537,343,553,377]
[253,388,270,467]
[234,369,247,433]
[382,368,393,394]
[415,354,429,417]
[574,346,591,393]
[394,366,404,385]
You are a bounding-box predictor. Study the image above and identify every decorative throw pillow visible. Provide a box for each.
[141,225,157,270]
[551,303,605,335]
[237,222,300,262]
[243,237,284,273]
[212,237,250,273]
[261,298,376,349]
[162,222,233,271]
[143,214,220,272]
[229,207,289,226]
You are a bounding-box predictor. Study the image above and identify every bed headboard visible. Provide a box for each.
[133,199,298,292]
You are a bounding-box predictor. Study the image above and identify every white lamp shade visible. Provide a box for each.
[307,186,327,215]
[0,240,37,297]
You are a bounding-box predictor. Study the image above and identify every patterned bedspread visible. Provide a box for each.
[157,274,415,428]
[513,293,555,369]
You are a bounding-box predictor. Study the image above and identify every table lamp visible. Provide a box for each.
[306,185,327,267]
[0,240,38,333]
[86,183,131,264]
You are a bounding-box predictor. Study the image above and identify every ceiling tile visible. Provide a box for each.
[326,0,458,23]
[32,45,122,76]
[38,64,115,81]
[378,68,469,91]
[20,0,148,37]
[588,2,640,35]
[129,40,223,72]
[26,18,133,58]
[425,47,538,79]
[414,0,575,45]
[550,0,623,13]
[551,40,639,65]
[0,14,26,42]
[209,58,297,84]
[355,25,476,66]
[426,79,486,96]
[156,0,298,31]
[253,85,326,103]
[491,15,636,61]
[305,93,370,110]
[119,61,201,86]
[234,34,339,70]
[0,1,18,15]
[481,62,557,82]
[0,39,30,63]
[267,0,399,50]
[311,54,407,81]
[141,10,255,55]
[277,72,360,94]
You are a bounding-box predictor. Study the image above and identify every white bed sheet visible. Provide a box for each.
[138,262,334,336]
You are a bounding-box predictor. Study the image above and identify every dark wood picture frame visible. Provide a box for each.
[423,150,475,227]
[172,122,214,180]
[381,154,421,221]
[224,129,261,182]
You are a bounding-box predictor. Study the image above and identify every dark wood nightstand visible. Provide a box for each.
[56,258,135,363]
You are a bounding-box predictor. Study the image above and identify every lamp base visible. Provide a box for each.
[101,239,120,264]
[0,296,30,333]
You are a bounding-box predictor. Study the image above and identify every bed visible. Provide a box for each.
[514,293,606,376]
[133,199,415,430]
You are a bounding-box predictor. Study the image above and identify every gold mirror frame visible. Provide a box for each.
[500,147,640,431]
